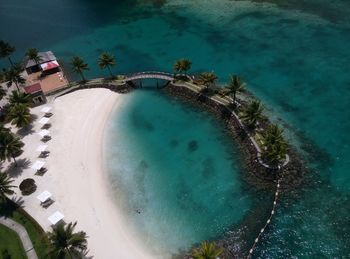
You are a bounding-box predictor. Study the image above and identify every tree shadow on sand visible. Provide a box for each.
[10,196,24,208]
[6,158,31,178]
[17,124,35,137]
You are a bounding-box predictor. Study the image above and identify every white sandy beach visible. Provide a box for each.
[8,89,155,259]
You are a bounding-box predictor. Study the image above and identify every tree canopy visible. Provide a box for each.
[199,72,218,88]
[98,53,116,77]
[25,48,42,65]
[0,172,15,202]
[71,56,89,82]
[173,59,192,75]
[239,100,264,128]
[0,130,24,165]
[47,221,88,259]
[0,40,15,66]
[4,64,25,91]
[8,103,32,128]
[192,241,223,259]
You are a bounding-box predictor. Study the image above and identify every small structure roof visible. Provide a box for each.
[37,190,52,203]
[25,51,56,68]
[48,211,64,225]
[24,83,42,94]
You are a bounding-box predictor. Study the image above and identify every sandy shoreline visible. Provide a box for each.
[8,89,154,258]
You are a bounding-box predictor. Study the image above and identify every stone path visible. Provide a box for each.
[0,217,38,259]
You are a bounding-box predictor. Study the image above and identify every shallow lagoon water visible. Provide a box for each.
[1,0,350,257]
[105,90,252,256]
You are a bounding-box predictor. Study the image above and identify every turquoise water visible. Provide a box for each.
[105,90,252,256]
[1,0,350,257]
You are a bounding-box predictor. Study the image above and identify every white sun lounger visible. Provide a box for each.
[40,106,51,113]
[37,190,52,203]
[36,145,47,152]
[31,160,45,170]
[38,130,50,137]
[39,117,50,125]
[48,211,64,225]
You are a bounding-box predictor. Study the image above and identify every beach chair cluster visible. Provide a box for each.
[31,107,65,225]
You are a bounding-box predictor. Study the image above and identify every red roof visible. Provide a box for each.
[24,83,42,94]
[41,60,59,71]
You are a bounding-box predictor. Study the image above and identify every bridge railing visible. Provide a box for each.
[126,71,174,78]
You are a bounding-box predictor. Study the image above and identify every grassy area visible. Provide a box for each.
[0,224,27,259]
[0,200,51,259]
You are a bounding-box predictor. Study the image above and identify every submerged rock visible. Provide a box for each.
[188,140,198,152]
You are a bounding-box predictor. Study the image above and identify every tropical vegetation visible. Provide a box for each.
[0,130,24,165]
[4,64,25,91]
[0,172,15,202]
[261,124,288,164]
[25,48,42,65]
[0,40,15,67]
[239,100,264,128]
[0,224,27,259]
[71,56,89,82]
[173,59,192,76]
[223,75,244,105]
[199,72,218,89]
[8,91,32,106]
[192,241,223,259]
[0,199,51,259]
[98,52,116,77]
[8,103,32,128]
[0,86,6,101]
[47,221,88,259]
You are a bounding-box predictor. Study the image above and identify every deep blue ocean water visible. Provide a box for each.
[1,0,350,257]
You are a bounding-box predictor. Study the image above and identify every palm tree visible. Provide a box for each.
[0,40,16,67]
[0,86,6,101]
[8,91,32,106]
[261,124,285,146]
[199,72,218,89]
[71,56,89,82]
[0,125,10,135]
[0,131,24,166]
[8,104,32,128]
[261,124,288,164]
[98,53,116,78]
[239,100,264,128]
[224,75,244,105]
[0,172,15,202]
[4,64,25,91]
[47,221,88,259]
[173,59,192,76]
[25,48,42,66]
[192,241,223,259]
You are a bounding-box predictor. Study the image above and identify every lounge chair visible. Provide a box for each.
[35,167,48,176]
[41,123,51,129]
[42,198,55,208]
[38,151,50,158]
[41,135,51,142]
[44,112,53,118]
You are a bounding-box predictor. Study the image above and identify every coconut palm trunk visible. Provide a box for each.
[107,65,113,78]
[11,154,17,166]
[8,57,14,67]
[80,72,85,82]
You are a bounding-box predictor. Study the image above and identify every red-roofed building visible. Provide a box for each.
[24,83,46,105]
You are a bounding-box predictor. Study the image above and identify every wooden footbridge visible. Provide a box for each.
[124,71,175,88]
